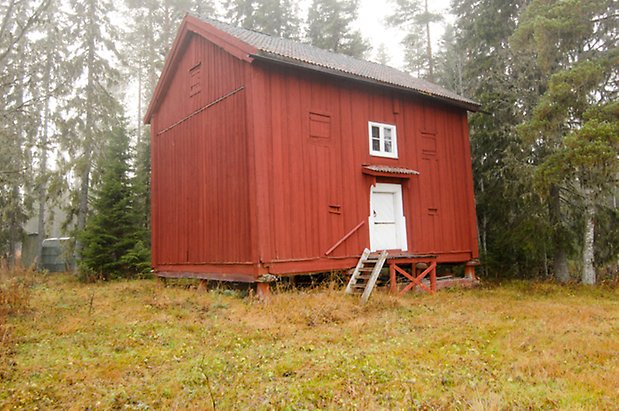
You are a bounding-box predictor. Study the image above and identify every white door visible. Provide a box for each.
[369,183,408,251]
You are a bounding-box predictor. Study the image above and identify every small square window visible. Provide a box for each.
[368,121,397,158]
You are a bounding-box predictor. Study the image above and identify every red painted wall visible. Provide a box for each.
[248,62,478,267]
[150,33,478,278]
[150,34,253,268]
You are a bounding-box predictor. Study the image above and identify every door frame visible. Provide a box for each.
[368,183,408,251]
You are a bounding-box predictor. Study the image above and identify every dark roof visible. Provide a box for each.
[203,18,480,111]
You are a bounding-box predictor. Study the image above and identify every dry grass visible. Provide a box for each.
[0,267,36,384]
[0,274,617,410]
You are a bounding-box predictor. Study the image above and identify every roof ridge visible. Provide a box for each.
[186,15,480,112]
[197,15,421,77]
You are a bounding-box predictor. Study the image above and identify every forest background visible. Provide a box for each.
[0,0,617,284]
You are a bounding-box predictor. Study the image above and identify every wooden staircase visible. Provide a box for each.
[345,248,388,303]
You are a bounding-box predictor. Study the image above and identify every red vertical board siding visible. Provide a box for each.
[151,35,252,266]
[150,113,159,265]
[151,33,478,275]
[250,64,477,264]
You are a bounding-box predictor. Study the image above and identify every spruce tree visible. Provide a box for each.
[513,0,618,284]
[30,0,71,268]
[451,0,551,279]
[225,0,301,38]
[306,0,370,58]
[0,0,49,266]
[79,123,148,280]
[61,0,124,261]
[435,24,463,95]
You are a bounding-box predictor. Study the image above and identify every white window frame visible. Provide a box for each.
[368,121,398,159]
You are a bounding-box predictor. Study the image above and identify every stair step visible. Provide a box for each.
[345,248,388,303]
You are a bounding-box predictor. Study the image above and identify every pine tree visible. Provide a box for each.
[29,0,71,267]
[0,0,50,266]
[451,0,552,279]
[388,0,442,80]
[374,43,390,65]
[536,103,619,284]
[306,0,370,58]
[79,123,148,280]
[225,0,301,38]
[513,0,618,284]
[435,24,463,95]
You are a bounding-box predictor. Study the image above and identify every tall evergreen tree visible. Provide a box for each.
[535,102,619,284]
[513,0,618,284]
[306,0,370,58]
[225,0,301,38]
[60,0,124,261]
[450,0,553,278]
[79,123,147,280]
[30,0,71,267]
[435,24,463,95]
[374,43,390,65]
[0,0,50,266]
[388,0,442,80]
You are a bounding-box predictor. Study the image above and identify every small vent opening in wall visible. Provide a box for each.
[189,62,201,97]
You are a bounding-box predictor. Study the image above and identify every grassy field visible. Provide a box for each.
[1,272,618,410]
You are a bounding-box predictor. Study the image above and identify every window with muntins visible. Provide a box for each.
[369,121,397,158]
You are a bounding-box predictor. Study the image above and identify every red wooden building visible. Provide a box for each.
[145,16,481,293]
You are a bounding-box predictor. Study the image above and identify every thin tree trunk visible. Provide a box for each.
[582,188,596,285]
[137,59,142,144]
[424,0,433,81]
[8,183,19,268]
[74,0,96,262]
[8,52,24,269]
[479,178,487,254]
[37,38,52,269]
[549,184,570,282]
[543,244,549,278]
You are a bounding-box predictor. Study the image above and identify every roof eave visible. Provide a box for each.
[250,52,481,112]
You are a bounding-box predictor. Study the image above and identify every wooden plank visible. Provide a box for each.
[156,271,255,283]
[325,220,365,256]
[346,248,370,294]
[361,250,388,303]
